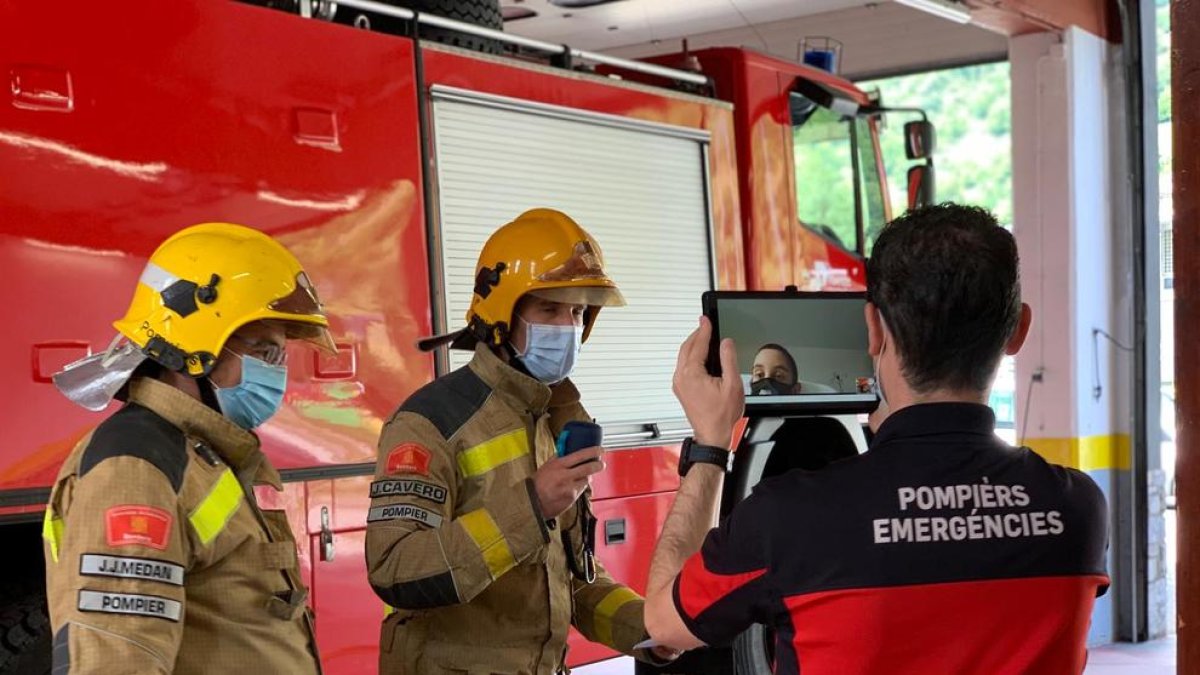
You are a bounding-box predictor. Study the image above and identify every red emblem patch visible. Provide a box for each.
[386,443,432,476]
[105,505,172,551]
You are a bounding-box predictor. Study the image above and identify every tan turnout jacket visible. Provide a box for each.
[367,345,648,674]
[43,378,320,674]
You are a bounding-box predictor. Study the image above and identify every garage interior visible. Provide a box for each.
[0,0,1193,672]
[494,0,1182,672]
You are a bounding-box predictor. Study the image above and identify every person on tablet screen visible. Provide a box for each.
[750,343,802,395]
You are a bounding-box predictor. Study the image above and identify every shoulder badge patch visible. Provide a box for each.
[105,505,172,551]
[386,443,432,476]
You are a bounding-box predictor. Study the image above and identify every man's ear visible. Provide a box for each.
[866,302,884,357]
[1004,303,1033,356]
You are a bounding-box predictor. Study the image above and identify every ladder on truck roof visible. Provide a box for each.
[307,0,711,87]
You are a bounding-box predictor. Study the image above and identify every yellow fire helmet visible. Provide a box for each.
[110,222,336,377]
[424,208,625,352]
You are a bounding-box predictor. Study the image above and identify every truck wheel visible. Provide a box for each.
[0,592,51,675]
[336,0,505,54]
[732,624,774,675]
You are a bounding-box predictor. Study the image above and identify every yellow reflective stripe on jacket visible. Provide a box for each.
[42,509,64,563]
[594,587,641,648]
[459,508,516,579]
[458,428,529,478]
[190,469,243,545]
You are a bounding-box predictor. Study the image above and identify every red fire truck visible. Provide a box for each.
[0,1,931,671]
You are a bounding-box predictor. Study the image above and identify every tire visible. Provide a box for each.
[732,623,774,675]
[334,0,506,54]
[0,592,51,675]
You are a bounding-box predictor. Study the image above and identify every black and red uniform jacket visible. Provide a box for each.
[673,403,1109,675]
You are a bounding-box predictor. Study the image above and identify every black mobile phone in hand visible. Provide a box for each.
[702,291,722,376]
[556,421,603,460]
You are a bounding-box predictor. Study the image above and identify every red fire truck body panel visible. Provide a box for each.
[2,1,889,671]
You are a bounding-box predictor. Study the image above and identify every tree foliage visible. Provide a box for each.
[862,61,1014,230]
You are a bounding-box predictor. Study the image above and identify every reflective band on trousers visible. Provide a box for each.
[458,428,529,478]
[42,509,64,563]
[594,587,640,648]
[190,469,243,545]
[459,509,516,580]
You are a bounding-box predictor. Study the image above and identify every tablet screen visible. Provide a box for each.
[705,292,879,413]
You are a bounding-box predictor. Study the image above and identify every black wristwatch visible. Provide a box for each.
[678,437,733,476]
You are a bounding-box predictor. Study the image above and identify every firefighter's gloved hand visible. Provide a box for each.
[533,448,606,519]
[672,316,744,448]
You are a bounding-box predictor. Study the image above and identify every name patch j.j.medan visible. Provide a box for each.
[369,479,448,503]
[80,554,185,586]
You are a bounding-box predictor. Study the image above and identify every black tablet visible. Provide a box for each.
[702,290,880,415]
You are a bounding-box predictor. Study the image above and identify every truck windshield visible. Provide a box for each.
[791,90,887,255]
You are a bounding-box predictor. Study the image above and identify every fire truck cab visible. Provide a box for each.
[0,1,930,671]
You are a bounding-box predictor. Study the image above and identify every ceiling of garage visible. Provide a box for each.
[498,0,870,51]
[500,0,1010,80]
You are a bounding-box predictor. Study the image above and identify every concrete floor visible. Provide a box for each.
[573,636,1179,675]
[1085,635,1177,674]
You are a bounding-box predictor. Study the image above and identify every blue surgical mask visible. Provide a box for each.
[517,323,583,385]
[214,355,288,429]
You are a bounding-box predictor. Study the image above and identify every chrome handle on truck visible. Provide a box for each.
[320,506,335,562]
[605,423,693,445]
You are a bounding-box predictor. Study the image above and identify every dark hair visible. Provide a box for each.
[755,343,799,384]
[866,203,1021,393]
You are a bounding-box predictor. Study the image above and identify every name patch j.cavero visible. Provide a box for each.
[369,479,448,503]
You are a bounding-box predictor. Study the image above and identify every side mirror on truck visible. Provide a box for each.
[903,119,936,210]
[904,119,936,160]
[867,103,938,213]
[907,162,936,211]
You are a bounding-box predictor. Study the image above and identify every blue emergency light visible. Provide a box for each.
[798,37,843,75]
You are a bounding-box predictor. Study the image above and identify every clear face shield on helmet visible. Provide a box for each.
[52,335,150,412]
[528,239,626,310]
[269,272,337,354]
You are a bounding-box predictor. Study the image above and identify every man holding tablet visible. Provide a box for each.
[644,204,1109,674]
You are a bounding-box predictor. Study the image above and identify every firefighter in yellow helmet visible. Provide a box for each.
[367,209,675,674]
[44,223,332,674]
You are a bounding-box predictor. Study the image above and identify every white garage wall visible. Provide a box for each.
[601,3,1008,80]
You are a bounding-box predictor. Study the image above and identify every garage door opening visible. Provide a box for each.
[860,60,1016,439]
